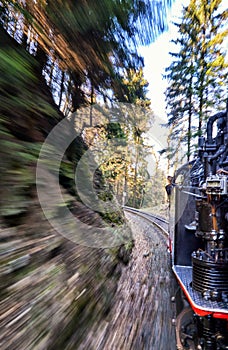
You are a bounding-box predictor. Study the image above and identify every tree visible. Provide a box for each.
[0,0,173,214]
[165,0,227,163]
[188,0,228,134]
[1,0,172,115]
[112,69,152,208]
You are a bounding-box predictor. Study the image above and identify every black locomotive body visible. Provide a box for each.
[169,109,228,350]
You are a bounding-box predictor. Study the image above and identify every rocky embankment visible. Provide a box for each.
[0,198,130,350]
[0,208,177,350]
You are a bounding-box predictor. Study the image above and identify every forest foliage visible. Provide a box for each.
[0,0,172,225]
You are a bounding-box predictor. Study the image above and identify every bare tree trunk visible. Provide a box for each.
[90,85,94,127]
[59,70,65,109]
[49,59,55,87]
[133,144,139,208]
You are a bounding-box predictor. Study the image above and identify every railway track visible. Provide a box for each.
[123,206,169,244]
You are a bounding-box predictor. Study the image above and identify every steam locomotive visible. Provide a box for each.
[169,108,228,349]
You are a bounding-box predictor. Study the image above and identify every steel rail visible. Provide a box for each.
[123,206,169,239]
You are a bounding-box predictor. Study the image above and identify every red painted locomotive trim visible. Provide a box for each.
[212,313,228,320]
[172,266,228,318]
[168,238,172,253]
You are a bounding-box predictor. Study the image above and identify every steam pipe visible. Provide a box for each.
[208,145,227,161]
[206,112,225,144]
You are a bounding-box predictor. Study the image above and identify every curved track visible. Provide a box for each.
[123,206,169,245]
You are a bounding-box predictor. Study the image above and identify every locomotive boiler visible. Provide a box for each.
[169,108,228,349]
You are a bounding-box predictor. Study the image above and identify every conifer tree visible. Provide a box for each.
[165,0,227,163]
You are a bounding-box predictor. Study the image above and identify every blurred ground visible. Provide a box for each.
[78,211,177,350]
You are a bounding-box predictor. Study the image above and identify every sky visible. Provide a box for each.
[138,0,189,173]
[139,0,188,120]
